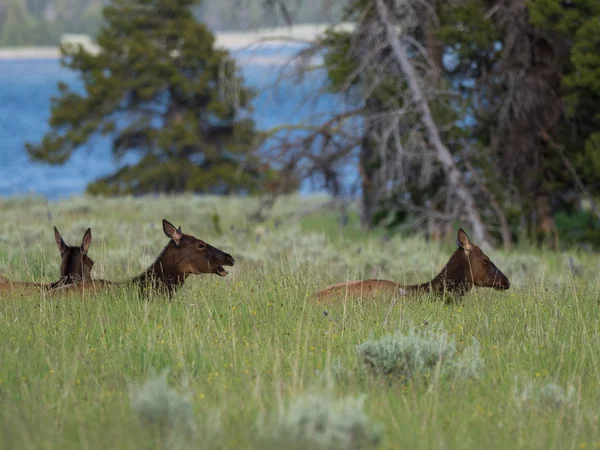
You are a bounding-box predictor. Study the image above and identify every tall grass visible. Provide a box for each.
[0,194,599,449]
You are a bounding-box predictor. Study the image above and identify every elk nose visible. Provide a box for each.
[226,254,235,266]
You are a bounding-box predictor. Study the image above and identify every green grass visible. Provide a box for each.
[0,194,599,450]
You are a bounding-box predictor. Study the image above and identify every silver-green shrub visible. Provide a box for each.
[512,377,576,411]
[129,369,195,443]
[263,392,382,450]
[356,325,484,383]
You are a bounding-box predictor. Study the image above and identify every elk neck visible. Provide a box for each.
[133,241,189,294]
[401,250,471,297]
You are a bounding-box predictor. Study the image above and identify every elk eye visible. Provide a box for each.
[197,242,206,250]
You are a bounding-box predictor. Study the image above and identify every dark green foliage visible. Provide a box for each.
[438,0,502,83]
[563,16,600,180]
[528,0,600,35]
[555,210,600,250]
[317,0,600,246]
[529,0,600,185]
[436,0,600,248]
[27,0,273,195]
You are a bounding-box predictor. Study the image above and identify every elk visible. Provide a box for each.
[51,219,235,299]
[313,229,510,302]
[0,227,94,292]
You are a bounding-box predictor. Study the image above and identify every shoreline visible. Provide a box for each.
[0,24,353,61]
[0,47,60,59]
[0,46,313,66]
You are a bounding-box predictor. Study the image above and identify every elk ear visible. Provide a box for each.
[456,228,472,251]
[177,226,182,234]
[163,219,182,246]
[54,226,67,255]
[81,228,92,255]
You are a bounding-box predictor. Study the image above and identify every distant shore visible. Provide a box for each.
[0,23,353,61]
[0,44,302,65]
[0,46,59,59]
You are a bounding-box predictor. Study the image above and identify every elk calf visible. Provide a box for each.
[52,219,235,299]
[0,227,94,292]
[314,229,510,302]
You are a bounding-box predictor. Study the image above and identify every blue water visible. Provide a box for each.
[0,45,357,199]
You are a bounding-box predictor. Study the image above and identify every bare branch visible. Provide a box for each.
[464,160,512,250]
[374,0,493,248]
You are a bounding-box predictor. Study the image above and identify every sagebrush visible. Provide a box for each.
[0,195,598,450]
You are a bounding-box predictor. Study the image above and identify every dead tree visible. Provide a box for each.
[373,0,492,247]
[246,0,494,246]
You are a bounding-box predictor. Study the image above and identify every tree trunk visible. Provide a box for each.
[359,138,378,228]
[422,0,444,75]
[359,94,385,229]
[535,194,559,250]
[374,0,493,249]
[465,160,512,250]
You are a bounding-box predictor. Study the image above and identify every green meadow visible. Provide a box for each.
[0,195,599,450]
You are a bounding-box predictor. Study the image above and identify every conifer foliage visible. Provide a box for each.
[27,0,266,195]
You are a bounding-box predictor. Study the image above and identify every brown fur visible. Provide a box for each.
[51,219,235,299]
[313,228,510,302]
[0,227,94,293]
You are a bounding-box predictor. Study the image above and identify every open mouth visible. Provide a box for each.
[216,265,229,277]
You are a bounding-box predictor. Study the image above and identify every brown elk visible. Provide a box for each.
[313,229,510,302]
[0,227,94,292]
[51,219,235,299]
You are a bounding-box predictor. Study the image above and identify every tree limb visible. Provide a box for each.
[464,160,512,250]
[374,0,493,249]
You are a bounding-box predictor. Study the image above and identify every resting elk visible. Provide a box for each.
[313,229,510,302]
[52,219,235,299]
[0,227,94,293]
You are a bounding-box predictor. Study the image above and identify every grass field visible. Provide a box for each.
[0,194,599,450]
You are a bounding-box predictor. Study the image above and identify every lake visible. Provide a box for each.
[0,45,355,199]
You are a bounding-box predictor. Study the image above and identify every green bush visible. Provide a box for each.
[356,325,484,383]
[262,392,383,450]
[129,369,195,445]
[512,378,577,412]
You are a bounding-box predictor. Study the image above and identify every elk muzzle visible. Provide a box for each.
[491,269,510,290]
[209,244,235,277]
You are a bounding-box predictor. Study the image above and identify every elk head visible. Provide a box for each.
[455,228,510,291]
[162,219,235,277]
[54,226,94,284]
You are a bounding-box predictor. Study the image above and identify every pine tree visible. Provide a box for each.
[438,0,600,247]
[529,0,600,185]
[26,0,271,195]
